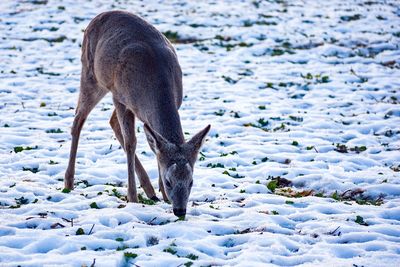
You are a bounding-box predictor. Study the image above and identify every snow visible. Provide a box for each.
[1,0,400,266]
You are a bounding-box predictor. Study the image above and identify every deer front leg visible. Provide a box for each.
[109,110,159,201]
[158,163,169,202]
[113,101,138,203]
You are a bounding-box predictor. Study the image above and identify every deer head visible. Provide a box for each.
[144,124,210,217]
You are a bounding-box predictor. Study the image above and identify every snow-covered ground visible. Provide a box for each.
[1,0,400,266]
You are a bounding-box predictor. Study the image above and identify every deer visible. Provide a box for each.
[64,11,210,218]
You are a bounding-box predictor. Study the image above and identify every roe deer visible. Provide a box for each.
[64,11,210,217]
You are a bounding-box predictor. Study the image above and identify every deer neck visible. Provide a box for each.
[146,101,185,145]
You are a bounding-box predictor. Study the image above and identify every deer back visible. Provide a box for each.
[81,11,183,124]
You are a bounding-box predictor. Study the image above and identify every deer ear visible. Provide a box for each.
[187,125,211,155]
[144,124,168,154]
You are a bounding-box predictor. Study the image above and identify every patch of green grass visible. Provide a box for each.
[273,123,287,131]
[111,188,123,199]
[207,163,225,168]
[231,111,241,118]
[289,115,303,122]
[315,189,383,206]
[61,188,71,193]
[36,67,61,76]
[76,228,85,235]
[22,167,39,173]
[392,32,400,38]
[340,14,362,21]
[163,30,179,42]
[292,141,299,146]
[46,128,63,133]
[199,152,206,161]
[220,151,238,157]
[185,253,199,260]
[267,176,293,193]
[117,245,130,251]
[302,73,313,80]
[267,180,278,192]
[163,247,177,255]
[51,36,67,43]
[271,210,279,215]
[320,75,330,83]
[222,75,238,84]
[301,73,329,83]
[222,170,244,178]
[244,118,269,130]
[89,202,99,209]
[243,19,254,27]
[257,118,268,127]
[15,196,29,206]
[13,145,38,153]
[285,200,294,205]
[355,215,368,226]
[124,252,138,260]
[271,48,285,56]
[49,160,59,165]
[184,262,193,267]
[335,143,367,153]
[214,109,225,116]
[238,69,254,76]
[138,194,157,205]
[331,191,339,201]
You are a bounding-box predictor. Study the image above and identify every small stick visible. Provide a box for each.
[88,224,95,235]
[328,226,340,235]
[148,217,157,225]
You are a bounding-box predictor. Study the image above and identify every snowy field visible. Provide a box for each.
[1,0,400,266]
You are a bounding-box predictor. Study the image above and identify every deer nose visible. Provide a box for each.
[173,208,186,217]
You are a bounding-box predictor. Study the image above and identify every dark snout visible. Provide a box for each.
[173,208,186,217]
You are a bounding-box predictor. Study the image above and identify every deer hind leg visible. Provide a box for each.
[109,110,159,201]
[64,80,107,189]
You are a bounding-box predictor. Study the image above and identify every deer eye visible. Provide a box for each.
[189,180,193,187]
[165,179,172,188]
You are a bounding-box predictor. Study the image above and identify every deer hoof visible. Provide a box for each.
[151,196,160,202]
